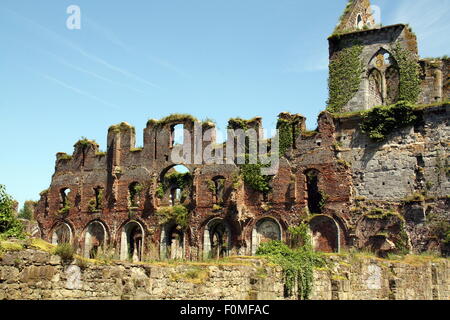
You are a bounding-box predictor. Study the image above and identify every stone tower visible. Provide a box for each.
[328,0,420,113]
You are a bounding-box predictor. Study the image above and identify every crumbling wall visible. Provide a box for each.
[0,249,448,300]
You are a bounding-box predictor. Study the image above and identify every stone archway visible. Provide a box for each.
[309,215,340,253]
[160,224,184,260]
[203,218,231,259]
[251,217,282,255]
[120,221,144,262]
[51,222,72,245]
[83,221,107,259]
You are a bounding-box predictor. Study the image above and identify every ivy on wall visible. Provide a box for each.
[392,44,421,104]
[360,100,417,141]
[327,44,364,113]
[256,225,325,300]
[276,116,302,157]
[241,162,272,193]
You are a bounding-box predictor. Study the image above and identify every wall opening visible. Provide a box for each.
[203,219,231,259]
[160,165,191,206]
[251,217,282,255]
[120,221,144,262]
[128,182,142,208]
[309,215,340,253]
[305,169,323,214]
[171,124,184,147]
[212,176,225,204]
[59,188,71,209]
[84,221,107,259]
[51,222,72,245]
[93,187,104,211]
[160,224,184,260]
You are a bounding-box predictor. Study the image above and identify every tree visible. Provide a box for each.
[0,185,24,239]
[18,200,36,220]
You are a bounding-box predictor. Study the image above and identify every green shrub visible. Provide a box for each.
[360,101,418,141]
[241,163,272,193]
[156,205,189,229]
[256,239,325,300]
[54,243,75,261]
[0,185,24,239]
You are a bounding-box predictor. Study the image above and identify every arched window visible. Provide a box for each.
[367,49,400,108]
[51,223,72,245]
[159,165,191,206]
[203,219,231,259]
[160,224,184,260]
[84,221,107,259]
[309,215,340,253]
[251,218,282,254]
[120,221,144,261]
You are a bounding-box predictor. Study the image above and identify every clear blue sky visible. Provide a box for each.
[1,0,449,207]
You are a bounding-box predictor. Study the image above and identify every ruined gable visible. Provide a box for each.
[334,0,376,34]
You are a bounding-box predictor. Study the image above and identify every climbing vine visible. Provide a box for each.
[327,44,364,113]
[256,230,325,300]
[276,116,302,156]
[392,44,421,104]
[360,100,418,141]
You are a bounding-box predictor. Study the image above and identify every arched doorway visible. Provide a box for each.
[83,221,107,259]
[309,215,340,253]
[251,218,282,255]
[160,224,184,260]
[120,221,144,262]
[203,218,231,259]
[51,222,72,245]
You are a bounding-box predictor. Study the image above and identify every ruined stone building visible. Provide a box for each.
[34,0,449,261]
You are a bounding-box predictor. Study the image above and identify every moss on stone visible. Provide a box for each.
[147,114,198,128]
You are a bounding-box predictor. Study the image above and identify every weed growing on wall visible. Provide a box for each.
[360,100,417,141]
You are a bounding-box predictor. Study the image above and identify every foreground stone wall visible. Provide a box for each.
[0,249,448,300]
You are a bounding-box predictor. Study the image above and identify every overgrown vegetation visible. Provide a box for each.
[276,115,303,156]
[327,44,364,113]
[54,243,75,262]
[392,44,421,104]
[147,114,198,128]
[360,100,418,141]
[109,122,135,134]
[0,185,24,239]
[256,224,325,300]
[157,171,192,202]
[241,162,272,193]
[155,205,189,229]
